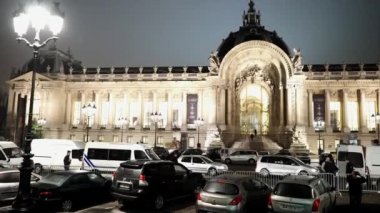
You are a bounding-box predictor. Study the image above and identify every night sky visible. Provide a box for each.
[0,0,379,90]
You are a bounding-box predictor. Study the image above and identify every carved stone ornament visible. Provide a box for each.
[234,64,274,92]
[291,48,303,72]
[208,51,220,74]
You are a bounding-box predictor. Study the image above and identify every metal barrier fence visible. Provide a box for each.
[15,165,380,193]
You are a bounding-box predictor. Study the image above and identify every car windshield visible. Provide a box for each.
[274,183,312,199]
[201,156,214,163]
[292,157,306,165]
[203,181,239,195]
[145,149,160,160]
[3,147,23,158]
[39,173,70,186]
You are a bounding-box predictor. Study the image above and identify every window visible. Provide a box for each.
[181,157,191,163]
[130,102,139,127]
[159,102,168,128]
[337,151,364,167]
[366,101,377,130]
[72,149,84,159]
[113,135,119,142]
[134,150,149,160]
[193,157,204,164]
[109,150,131,161]
[203,182,239,195]
[72,101,81,126]
[174,164,187,175]
[69,174,89,185]
[347,101,359,131]
[0,171,20,183]
[100,102,110,126]
[188,137,195,148]
[274,183,312,199]
[88,148,108,160]
[87,173,104,185]
[143,101,153,127]
[330,102,341,131]
[282,158,297,166]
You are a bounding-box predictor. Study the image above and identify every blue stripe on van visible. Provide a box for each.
[83,154,95,169]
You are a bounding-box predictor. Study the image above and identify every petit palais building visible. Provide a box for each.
[5,2,380,154]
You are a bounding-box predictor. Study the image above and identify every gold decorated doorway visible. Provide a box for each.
[239,84,270,135]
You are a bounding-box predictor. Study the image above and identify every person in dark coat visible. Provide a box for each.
[322,157,338,174]
[346,160,354,174]
[347,170,366,212]
[63,151,71,171]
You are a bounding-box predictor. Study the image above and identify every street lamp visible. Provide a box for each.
[371,113,380,143]
[82,104,96,142]
[314,118,325,155]
[150,112,162,148]
[116,117,129,142]
[12,1,63,210]
[194,117,204,148]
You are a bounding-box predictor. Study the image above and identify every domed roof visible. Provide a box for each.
[216,1,290,61]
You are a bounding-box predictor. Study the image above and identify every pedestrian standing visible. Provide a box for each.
[347,170,366,212]
[322,157,338,174]
[63,151,71,171]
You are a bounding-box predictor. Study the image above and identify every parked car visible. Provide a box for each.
[258,151,271,156]
[111,160,205,210]
[196,174,271,213]
[181,148,203,156]
[0,168,41,203]
[153,146,169,160]
[221,150,258,165]
[204,147,222,162]
[294,152,311,164]
[255,155,319,176]
[275,149,292,156]
[31,170,111,212]
[177,155,228,176]
[269,175,338,213]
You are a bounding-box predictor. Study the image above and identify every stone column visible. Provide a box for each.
[286,84,295,126]
[167,91,173,129]
[325,90,332,132]
[279,84,284,126]
[124,92,129,123]
[182,91,187,128]
[108,92,114,126]
[65,91,72,124]
[153,91,158,112]
[342,89,349,132]
[209,87,217,124]
[227,87,233,126]
[80,91,85,125]
[219,86,226,125]
[139,90,143,129]
[360,89,368,132]
[308,90,314,127]
[94,91,100,125]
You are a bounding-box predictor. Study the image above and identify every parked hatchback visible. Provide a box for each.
[221,150,258,165]
[177,155,228,176]
[255,155,319,176]
[111,160,205,210]
[196,174,271,213]
[0,168,41,203]
[269,175,338,213]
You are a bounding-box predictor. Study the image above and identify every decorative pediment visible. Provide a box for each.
[7,71,52,83]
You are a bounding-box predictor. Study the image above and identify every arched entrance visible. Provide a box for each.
[239,83,270,136]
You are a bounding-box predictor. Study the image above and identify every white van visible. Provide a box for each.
[365,146,380,178]
[336,144,366,177]
[31,139,85,174]
[0,141,23,167]
[82,142,160,173]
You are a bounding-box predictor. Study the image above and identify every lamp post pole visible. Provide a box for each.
[195,118,204,148]
[12,2,64,210]
[315,119,325,155]
[82,104,96,142]
[150,112,162,148]
[372,113,380,143]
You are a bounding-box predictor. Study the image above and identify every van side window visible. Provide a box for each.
[72,149,84,159]
[0,172,20,183]
[109,150,131,161]
[182,157,191,163]
[0,152,6,160]
[134,150,149,160]
[88,148,108,160]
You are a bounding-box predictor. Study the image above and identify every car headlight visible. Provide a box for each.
[311,168,318,173]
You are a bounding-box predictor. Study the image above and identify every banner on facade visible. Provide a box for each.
[313,94,325,121]
[187,94,198,124]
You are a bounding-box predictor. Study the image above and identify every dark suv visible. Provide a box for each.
[111,160,205,210]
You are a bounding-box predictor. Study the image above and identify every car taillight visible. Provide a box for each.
[39,191,53,196]
[312,198,320,211]
[111,171,116,181]
[267,195,272,209]
[196,192,202,201]
[139,174,148,186]
[229,194,242,205]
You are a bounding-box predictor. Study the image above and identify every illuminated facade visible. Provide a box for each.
[6,1,380,154]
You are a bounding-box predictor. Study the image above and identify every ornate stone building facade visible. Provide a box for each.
[6,1,380,154]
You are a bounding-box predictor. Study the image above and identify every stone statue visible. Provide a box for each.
[209,51,220,74]
[291,48,303,72]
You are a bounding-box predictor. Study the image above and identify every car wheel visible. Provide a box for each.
[208,168,217,176]
[298,170,308,176]
[248,159,256,165]
[260,169,269,176]
[61,199,73,212]
[34,164,43,175]
[153,194,164,210]
[225,158,231,164]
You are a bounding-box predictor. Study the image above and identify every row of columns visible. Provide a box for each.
[62,88,220,129]
[306,89,380,132]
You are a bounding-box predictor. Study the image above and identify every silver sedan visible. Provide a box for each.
[177,155,228,176]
